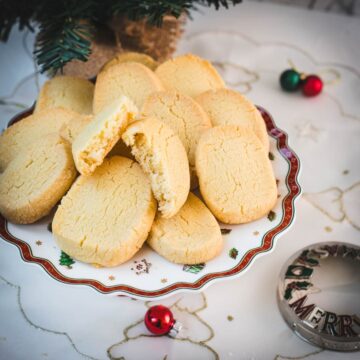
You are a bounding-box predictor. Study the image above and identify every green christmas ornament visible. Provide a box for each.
[280,69,301,92]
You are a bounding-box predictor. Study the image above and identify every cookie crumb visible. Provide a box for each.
[221,228,232,235]
[267,210,276,221]
[229,248,238,259]
[324,226,332,232]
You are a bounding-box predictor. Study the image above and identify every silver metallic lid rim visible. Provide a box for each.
[277,241,360,352]
[278,295,360,352]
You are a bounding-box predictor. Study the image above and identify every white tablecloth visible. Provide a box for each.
[0,2,359,359]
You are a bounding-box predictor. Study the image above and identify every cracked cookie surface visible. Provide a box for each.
[101,52,158,73]
[52,156,156,267]
[0,133,77,224]
[93,62,163,114]
[155,54,225,98]
[196,125,277,224]
[148,193,223,264]
[60,114,93,143]
[195,88,269,151]
[0,107,85,171]
[122,117,190,218]
[142,90,212,188]
[35,76,94,114]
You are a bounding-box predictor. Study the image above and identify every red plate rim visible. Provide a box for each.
[0,105,301,298]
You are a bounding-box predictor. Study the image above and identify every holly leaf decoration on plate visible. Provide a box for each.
[59,251,75,269]
[229,248,239,259]
[183,263,205,274]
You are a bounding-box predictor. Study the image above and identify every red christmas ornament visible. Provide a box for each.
[302,75,323,97]
[144,305,181,336]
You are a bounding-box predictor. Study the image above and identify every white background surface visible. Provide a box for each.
[0,2,359,359]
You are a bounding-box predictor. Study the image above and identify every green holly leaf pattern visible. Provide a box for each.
[59,251,75,269]
[183,263,205,274]
[229,248,239,259]
[284,281,312,300]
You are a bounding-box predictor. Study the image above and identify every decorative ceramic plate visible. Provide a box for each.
[0,106,301,300]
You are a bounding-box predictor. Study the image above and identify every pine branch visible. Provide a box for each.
[201,0,242,10]
[110,0,195,26]
[1,0,242,73]
[34,1,95,75]
[35,18,92,75]
[111,1,242,26]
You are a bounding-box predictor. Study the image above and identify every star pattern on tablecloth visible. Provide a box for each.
[131,259,152,275]
[295,122,323,142]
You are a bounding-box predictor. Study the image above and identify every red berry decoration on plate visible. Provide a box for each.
[302,75,323,97]
[144,305,181,336]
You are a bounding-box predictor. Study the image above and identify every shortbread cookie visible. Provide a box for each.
[52,156,156,267]
[122,117,190,218]
[93,62,163,114]
[102,52,158,73]
[155,54,225,98]
[72,96,137,175]
[35,76,94,114]
[196,125,277,224]
[148,193,223,264]
[59,114,93,143]
[0,108,82,171]
[0,134,77,224]
[142,91,212,188]
[195,88,269,150]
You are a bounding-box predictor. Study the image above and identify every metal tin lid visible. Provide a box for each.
[277,242,360,351]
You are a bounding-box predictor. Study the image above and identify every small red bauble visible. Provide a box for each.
[302,75,323,97]
[144,305,177,336]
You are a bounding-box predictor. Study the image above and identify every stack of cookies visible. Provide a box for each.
[0,52,277,267]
